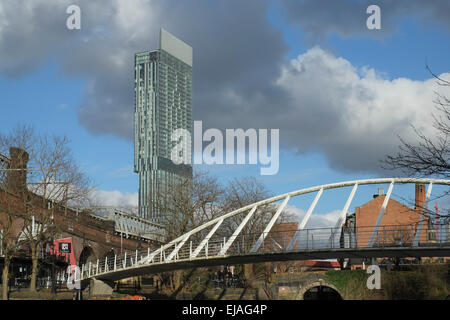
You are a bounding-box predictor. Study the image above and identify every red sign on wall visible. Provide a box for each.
[51,238,76,266]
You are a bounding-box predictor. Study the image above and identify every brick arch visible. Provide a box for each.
[103,248,116,260]
[78,245,98,267]
[295,279,342,300]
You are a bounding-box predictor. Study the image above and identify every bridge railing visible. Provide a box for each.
[80,224,448,280]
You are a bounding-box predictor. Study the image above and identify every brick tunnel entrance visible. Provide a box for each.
[79,247,96,267]
[303,285,342,300]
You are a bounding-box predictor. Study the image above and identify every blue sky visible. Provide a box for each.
[1,0,450,219]
[0,63,137,192]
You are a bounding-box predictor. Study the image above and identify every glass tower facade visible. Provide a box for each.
[134,29,193,222]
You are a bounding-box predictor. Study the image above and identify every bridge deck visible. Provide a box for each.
[83,245,450,283]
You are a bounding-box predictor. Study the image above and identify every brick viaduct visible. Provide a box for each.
[0,189,160,266]
[0,147,161,267]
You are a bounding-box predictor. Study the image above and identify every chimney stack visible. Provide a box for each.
[6,147,29,194]
[415,183,426,212]
[373,187,385,199]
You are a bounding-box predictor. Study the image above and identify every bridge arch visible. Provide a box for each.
[296,280,342,300]
[79,246,97,267]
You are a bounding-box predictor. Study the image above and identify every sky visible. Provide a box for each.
[1,0,450,228]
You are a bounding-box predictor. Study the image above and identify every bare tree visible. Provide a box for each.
[153,172,296,292]
[154,171,223,292]
[0,126,34,299]
[384,68,450,223]
[156,171,224,241]
[220,177,281,283]
[0,164,27,300]
[0,125,92,293]
[220,177,274,238]
[384,69,450,177]
[220,176,294,247]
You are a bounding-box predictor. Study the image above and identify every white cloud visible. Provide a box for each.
[112,0,158,40]
[285,204,341,229]
[283,204,344,250]
[270,47,450,172]
[277,47,439,135]
[89,188,138,208]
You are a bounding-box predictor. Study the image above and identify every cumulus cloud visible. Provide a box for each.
[285,205,341,229]
[89,188,138,208]
[1,1,449,175]
[218,46,450,173]
[270,47,450,173]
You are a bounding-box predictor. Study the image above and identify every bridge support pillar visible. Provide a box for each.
[89,278,115,297]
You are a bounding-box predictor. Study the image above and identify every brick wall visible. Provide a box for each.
[354,184,430,247]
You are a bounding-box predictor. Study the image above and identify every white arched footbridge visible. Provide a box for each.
[79,178,450,283]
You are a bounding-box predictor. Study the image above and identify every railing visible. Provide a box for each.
[83,206,166,242]
[80,224,449,280]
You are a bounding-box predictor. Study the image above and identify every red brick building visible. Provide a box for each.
[343,184,433,248]
[266,184,444,273]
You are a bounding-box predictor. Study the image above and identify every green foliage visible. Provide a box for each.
[325,270,366,292]
[325,264,450,300]
[382,272,426,299]
[324,270,379,300]
[383,265,449,300]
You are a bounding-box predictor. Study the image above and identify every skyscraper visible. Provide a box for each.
[134,29,193,222]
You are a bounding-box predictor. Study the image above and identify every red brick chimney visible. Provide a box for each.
[6,147,29,194]
[415,183,426,212]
